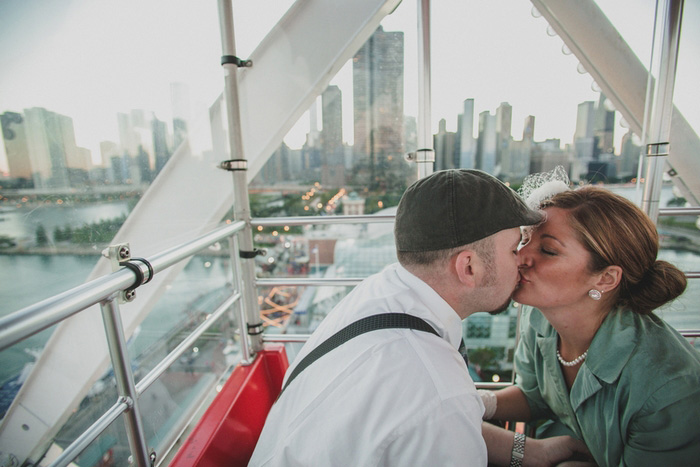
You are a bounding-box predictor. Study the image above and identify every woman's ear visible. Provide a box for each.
[454,250,477,288]
[596,265,622,293]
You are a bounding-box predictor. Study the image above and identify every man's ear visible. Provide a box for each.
[454,250,478,287]
[595,265,622,293]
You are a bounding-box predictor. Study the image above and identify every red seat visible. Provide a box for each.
[169,344,288,467]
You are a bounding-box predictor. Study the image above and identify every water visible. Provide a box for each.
[0,201,130,245]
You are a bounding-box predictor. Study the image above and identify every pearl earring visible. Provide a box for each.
[588,289,602,300]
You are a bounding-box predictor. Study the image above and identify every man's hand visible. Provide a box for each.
[524,436,594,467]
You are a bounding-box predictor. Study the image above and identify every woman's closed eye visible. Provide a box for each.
[540,247,557,256]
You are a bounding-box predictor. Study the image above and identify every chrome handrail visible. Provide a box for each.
[658,207,700,216]
[0,220,246,351]
[252,213,395,226]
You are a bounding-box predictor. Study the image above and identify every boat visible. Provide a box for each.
[0,0,698,466]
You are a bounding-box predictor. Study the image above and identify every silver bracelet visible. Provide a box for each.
[509,432,526,467]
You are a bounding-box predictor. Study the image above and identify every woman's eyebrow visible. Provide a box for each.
[541,233,565,247]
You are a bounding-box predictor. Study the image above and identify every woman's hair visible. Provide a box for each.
[541,186,687,314]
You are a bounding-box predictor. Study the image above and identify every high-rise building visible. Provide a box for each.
[170,82,190,152]
[352,25,405,189]
[4,107,82,189]
[573,101,596,180]
[495,102,512,170]
[476,111,497,174]
[1,112,32,184]
[500,115,534,182]
[619,130,641,179]
[321,85,344,188]
[458,99,476,169]
[594,93,616,156]
[152,116,170,176]
[434,118,458,171]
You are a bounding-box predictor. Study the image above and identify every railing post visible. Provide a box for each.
[100,297,151,467]
[217,0,264,357]
[229,235,253,364]
[415,0,435,179]
[641,0,684,222]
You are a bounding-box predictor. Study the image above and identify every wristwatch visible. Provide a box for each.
[509,432,526,467]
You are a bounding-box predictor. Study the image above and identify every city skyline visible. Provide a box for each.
[1,0,699,175]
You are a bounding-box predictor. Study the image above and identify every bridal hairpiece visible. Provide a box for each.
[518,165,571,210]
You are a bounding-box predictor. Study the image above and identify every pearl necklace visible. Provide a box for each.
[556,348,588,367]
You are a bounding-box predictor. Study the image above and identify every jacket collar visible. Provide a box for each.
[528,307,638,411]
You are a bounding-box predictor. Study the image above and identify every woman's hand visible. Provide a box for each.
[525,436,594,467]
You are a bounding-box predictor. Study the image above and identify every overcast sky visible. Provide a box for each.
[1,0,698,173]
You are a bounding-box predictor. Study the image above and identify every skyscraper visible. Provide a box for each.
[495,102,512,170]
[1,112,32,184]
[352,25,404,189]
[170,82,191,152]
[458,99,476,169]
[476,111,497,174]
[573,101,596,179]
[321,85,344,188]
[434,118,458,171]
[594,93,616,156]
[3,107,82,189]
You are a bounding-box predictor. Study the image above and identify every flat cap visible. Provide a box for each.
[395,169,543,252]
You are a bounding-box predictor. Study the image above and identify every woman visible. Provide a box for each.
[481,185,700,466]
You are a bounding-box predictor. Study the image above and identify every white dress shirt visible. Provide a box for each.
[249,263,487,466]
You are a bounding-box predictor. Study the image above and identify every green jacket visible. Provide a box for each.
[515,306,700,466]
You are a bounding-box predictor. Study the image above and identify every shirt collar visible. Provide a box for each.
[394,263,464,349]
[585,309,638,384]
[528,306,638,384]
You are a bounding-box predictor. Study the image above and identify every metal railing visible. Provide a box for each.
[0,220,247,467]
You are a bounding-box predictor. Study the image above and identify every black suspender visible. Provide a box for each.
[279,313,439,396]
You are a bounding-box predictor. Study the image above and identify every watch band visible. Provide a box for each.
[509,432,526,467]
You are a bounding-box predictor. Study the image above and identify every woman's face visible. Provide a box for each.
[513,207,601,310]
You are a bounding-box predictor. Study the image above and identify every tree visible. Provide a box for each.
[36,224,48,246]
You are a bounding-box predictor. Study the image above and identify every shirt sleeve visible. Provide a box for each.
[513,307,554,421]
[622,375,700,466]
[379,395,487,466]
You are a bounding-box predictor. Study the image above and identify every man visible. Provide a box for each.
[249,169,583,466]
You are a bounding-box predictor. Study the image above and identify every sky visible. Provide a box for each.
[0,0,698,173]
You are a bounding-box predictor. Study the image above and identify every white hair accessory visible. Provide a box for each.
[518,166,571,210]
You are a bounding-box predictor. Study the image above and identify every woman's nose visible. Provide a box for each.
[517,243,532,266]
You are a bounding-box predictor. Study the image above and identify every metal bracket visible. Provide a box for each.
[221,55,252,67]
[102,243,154,303]
[219,159,248,171]
[239,248,266,259]
[247,323,264,336]
[646,142,670,157]
[405,148,436,163]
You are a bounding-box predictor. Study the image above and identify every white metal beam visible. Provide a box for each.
[0,0,402,463]
[533,0,700,204]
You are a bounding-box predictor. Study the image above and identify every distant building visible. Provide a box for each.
[342,192,365,215]
[619,130,641,179]
[321,85,345,188]
[530,139,572,175]
[433,119,458,171]
[476,111,497,175]
[171,82,191,152]
[353,25,406,189]
[458,99,476,169]
[594,93,616,156]
[495,102,512,171]
[1,108,88,189]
